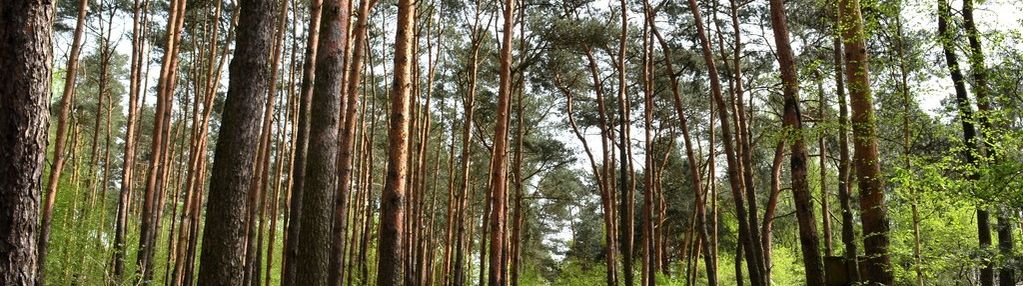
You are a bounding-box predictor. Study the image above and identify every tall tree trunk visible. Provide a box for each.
[937,1,989,284]
[37,0,87,280]
[961,0,1014,284]
[616,0,635,284]
[96,27,116,243]
[761,142,783,275]
[376,0,415,283]
[818,74,833,258]
[652,22,718,286]
[0,0,51,282]
[139,0,186,280]
[583,47,620,286]
[175,8,236,285]
[559,57,620,285]
[195,0,277,282]
[890,10,922,285]
[441,94,459,286]
[487,0,515,284]
[330,0,375,284]
[767,0,826,282]
[832,16,861,283]
[295,0,350,282]
[681,0,764,284]
[838,0,894,282]
[450,7,488,283]
[264,97,291,286]
[509,58,525,286]
[281,0,323,284]
[243,0,290,283]
[723,0,766,271]
[112,0,148,278]
[640,2,656,284]
[357,72,381,285]
[86,20,116,213]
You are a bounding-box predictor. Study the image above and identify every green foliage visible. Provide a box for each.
[550,259,608,286]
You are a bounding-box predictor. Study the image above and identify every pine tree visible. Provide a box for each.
[0,0,52,283]
[196,0,278,282]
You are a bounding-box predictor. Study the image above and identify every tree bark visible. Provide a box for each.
[838,0,894,282]
[681,0,764,284]
[112,0,148,278]
[294,0,350,283]
[195,0,276,282]
[961,1,1014,284]
[937,1,989,285]
[329,0,374,284]
[767,0,827,283]
[376,0,415,283]
[37,0,87,280]
[242,0,290,284]
[486,0,515,284]
[281,0,323,284]
[0,0,51,282]
[832,19,861,283]
[652,22,718,286]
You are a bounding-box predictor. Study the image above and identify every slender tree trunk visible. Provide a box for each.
[345,95,369,286]
[761,142,783,275]
[85,8,118,212]
[832,15,861,283]
[584,48,619,286]
[330,0,375,284]
[486,0,515,284]
[681,0,763,284]
[722,0,767,273]
[889,10,923,285]
[376,0,415,283]
[138,0,186,280]
[357,77,381,286]
[442,97,459,286]
[37,0,87,280]
[818,74,833,258]
[652,22,718,286]
[478,135,493,286]
[174,8,236,285]
[640,3,656,284]
[264,96,291,286]
[281,0,323,284]
[961,1,1015,284]
[112,0,147,277]
[937,1,989,285]
[0,0,51,282]
[509,56,526,286]
[767,0,827,283]
[451,9,485,281]
[616,1,636,284]
[838,0,894,282]
[560,69,617,286]
[96,32,116,242]
[164,66,197,284]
